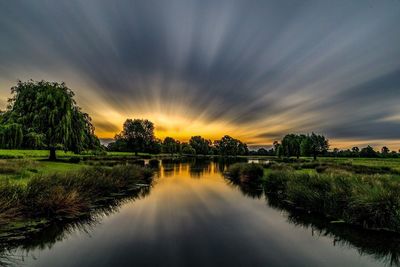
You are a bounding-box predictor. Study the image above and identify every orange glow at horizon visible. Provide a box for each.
[93,112,249,143]
[92,112,400,151]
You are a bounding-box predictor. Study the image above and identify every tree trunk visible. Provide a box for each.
[313,153,317,160]
[49,147,57,161]
[135,151,138,156]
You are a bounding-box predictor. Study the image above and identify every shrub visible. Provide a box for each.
[264,171,290,193]
[227,163,243,181]
[68,156,81,163]
[270,163,293,171]
[227,163,264,183]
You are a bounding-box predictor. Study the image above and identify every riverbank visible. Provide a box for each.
[3,149,400,234]
[0,165,154,241]
[226,162,400,234]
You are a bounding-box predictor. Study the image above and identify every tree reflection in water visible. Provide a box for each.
[227,175,400,267]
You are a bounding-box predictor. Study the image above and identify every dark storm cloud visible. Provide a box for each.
[1,0,400,143]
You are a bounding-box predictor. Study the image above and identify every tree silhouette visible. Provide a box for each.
[189,136,211,155]
[116,119,156,155]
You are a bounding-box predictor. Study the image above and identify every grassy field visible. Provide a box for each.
[0,160,87,185]
[317,157,400,172]
[0,149,76,158]
[246,155,400,173]
[0,149,155,185]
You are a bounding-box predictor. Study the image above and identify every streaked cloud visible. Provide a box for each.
[0,0,399,148]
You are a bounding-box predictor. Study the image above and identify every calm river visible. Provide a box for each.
[4,160,399,266]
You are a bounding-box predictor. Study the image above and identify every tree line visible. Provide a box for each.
[261,133,329,160]
[107,119,249,156]
[251,134,400,159]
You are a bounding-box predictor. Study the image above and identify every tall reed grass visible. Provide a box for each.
[265,170,400,232]
[0,165,153,225]
[226,163,264,183]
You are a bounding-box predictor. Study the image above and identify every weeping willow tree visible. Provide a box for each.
[1,80,100,160]
[0,123,23,148]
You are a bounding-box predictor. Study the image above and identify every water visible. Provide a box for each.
[3,160,399,267]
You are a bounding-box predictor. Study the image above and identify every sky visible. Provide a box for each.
[0,0,400,149]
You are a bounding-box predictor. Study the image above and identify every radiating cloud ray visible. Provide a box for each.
[0,0,399,148]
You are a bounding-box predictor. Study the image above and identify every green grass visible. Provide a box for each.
[34,162,87,177]
[0,149,77,159]
[0,160,88,185]
[226,163,264,183]
[316,157,400,172]
[0,165,153,230]
[227,160,400,233]
[0,149,157,185]
[264,170,400,232]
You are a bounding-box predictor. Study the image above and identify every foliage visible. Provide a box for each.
[107,138,129,152]
[181,143,196,155]
[113,119,157,155]
[381,146,390,156]
[226,163,264,183]
[249,147,275,156]
[146,138,162,154]
[360,145,378,158]
[0,80,100,159]
[0,123,23,149]
[321,146,399,158]
[23,131,45,149]
[162,137,180,155]
[298,133,329,159]
[214,135,248,156]
[189,136,211,155]
[281,134,306,158]
[68,156,81,164]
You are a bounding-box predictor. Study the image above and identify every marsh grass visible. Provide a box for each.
[0,165,153,226]
[265,159,400,177]
[227,166,400,266]
[265,170,400,232]
[226,163,264,183]
[0,182,23,226]
[0,160,38,175]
